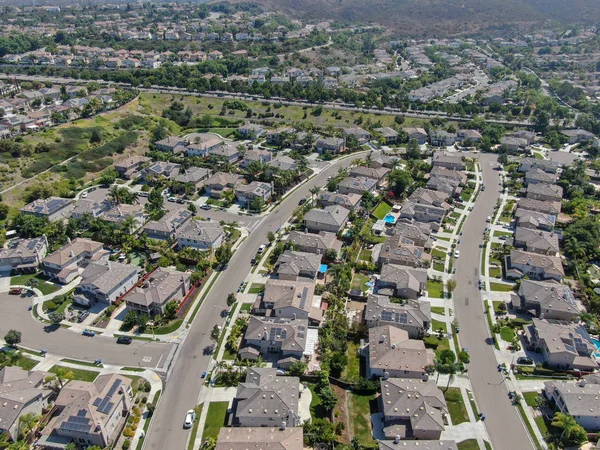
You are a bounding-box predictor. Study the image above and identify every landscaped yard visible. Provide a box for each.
[489,267,502,278]
[351,272,370,292]
[372,201,392,220]
[433,262,445,272]
[460,188,474,202]
[342,341,361,383]
[457,440,480,450]
[358,249,372,262]
[523,391,542,407]
[202,401,229,440]
[444,387,469,425]
[10,273,60,295]
[499,326,515,342]
[153,319,183,335]
[240,303,252,312]
[348,393,376,445]
[307,384,328,419]
[49,365,99,382]
[431,248,447,260]
[427,280,444,298]
[247,283,265,294]
[431,319,447,333]
[490,282,514,292]
[493,230,512,237]
[431,306,445,315]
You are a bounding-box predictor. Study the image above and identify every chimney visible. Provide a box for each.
[281,421,287,430]
[394,436,401,444]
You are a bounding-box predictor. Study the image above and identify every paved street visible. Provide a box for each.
[453,154,534,450]
[143,151,370,450]
[0,293,176,370]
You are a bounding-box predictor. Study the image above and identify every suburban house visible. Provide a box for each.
[0,367,51,441]
[365,294,430,339]
[239,316,308,368]
[342,126,371,143]
[515,209,556,231]
[349,166,391,183]
[174,167,212,188]
[378,440,458,450]
[519,158,558,174]
[252,279,321,324]
[363,325,434,379]
[510,130,538,145]
[404,127,428,144]
[431,152,465,170]
[337,176,378,195]
[560,129,596,144]
[268,156,298,172]
[204,172,244,198]
[37,374,132,449]
[74,261,140,306]
[304,205,350,233]
[457,129,482,143]
[237,123,265,140]
[505,249,564,281]
[430,166,467,185]
[140,161,181,180]
[375,264,428,299]
[375,127,399,144]
[184,134,223,157]
[523,318,598,371]
[392,222,433,248]
[517,198,561,217]
[102,204,145,229]
[319,192,362,210]
[513,227,559,255]
[377,234,431,268]
[524,168,559,185]
[209,143,241,163]
[526,184,564,203]
[20,197,73,222]
[429,130,456,147]
[0,235,48,272]
[371,154,400,169]
[501,136,528,152]
[154,136,186,152]
[426,175,461,197]
[315,137,345,154]
[41,238,109,284]
[544,381,600,432]
[399,202,446,229]
[286,231,343,256]
[378,378,448,440]
[215,427,303,450]
[513,279,580,321]
[114,156,151,179]
[275,251,321,281]
[70,199,111,220]
[231,368,301,427]
[143,208,193,240]
[124,268,191,316]
[241,149,272,168]
[176,220,224,251]
[235,181,273,207]
[408,188,450,209]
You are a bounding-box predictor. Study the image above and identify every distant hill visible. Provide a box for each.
[217,0,600,36]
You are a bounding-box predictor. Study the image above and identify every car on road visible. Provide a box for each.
[481,185,486,191]
[298,198,308,205]
[257,244,266,254]
[81,192,88,198]
[116,336,132,345]
[82,329,96,337]
[201,371,207,378]
[167,196,176,202]
[486,216,491,222]
[139,191,149,197]
[88,187,97,192]
[516,357,534,365]
[183,410,196,428]
[454,250,460,258]
[176,198,185,204]
[9,288,22,295]
[200,204,211,210]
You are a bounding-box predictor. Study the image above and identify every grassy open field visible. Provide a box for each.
[348,393,376,445]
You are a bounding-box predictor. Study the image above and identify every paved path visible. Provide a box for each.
[453,153,535,450]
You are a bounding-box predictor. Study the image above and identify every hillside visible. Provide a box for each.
[216,0,600,36]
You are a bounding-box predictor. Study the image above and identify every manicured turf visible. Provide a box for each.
[11,273,60,295]
[523,391,542,407]
[431,306,445,315]
[343,341,361,382]
[248,283,265,294]
[500,326,515,342]
[187,404,204,450]
[431,319,447,332]
[427,280,444,298]
[457,440,479,450]
[202,401,229,440]
[490,282,514,292]
[348,393,376,445]
[372,201,392,220]
[153,319,183,335]
[444,387,469,425]
[49,365,99,382]
[351,272,370,291]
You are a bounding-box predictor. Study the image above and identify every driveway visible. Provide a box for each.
[453,153,534,450]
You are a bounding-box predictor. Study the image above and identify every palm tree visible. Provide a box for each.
[551,412,579,442]
[108,185,124,205]
[443,363,460,392]
[579,312,598,328]
[309,186,320,202]
[222,189,236,206]
[215,361,228,375]
[120,215,138,236]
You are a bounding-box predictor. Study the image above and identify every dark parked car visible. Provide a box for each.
[516,357,534,365]
[9,288,22,295]
[116,336,132,345]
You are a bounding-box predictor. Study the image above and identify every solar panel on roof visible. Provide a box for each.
[93,397,102,407]
[100,401,114,414]
[106,379,122,397]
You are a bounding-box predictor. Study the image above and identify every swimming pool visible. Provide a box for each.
[384,214,396,224]
[593,338,600,357]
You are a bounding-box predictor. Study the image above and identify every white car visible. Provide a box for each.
[183,410,196,429]
[257,244,266,254]
[81,192,88,198]
[454,250,460,259]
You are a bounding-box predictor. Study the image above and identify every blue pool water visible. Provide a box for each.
[384,214,396,224]
[319,264,328,273]
[366,281,374,287]
[593,338,600,357]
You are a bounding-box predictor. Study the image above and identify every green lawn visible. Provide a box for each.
[205,128,237,138]
[348,393,376,445]
[427,280,444,298]
[61,358,102,368]
[240,303,252,312]
[358,249,372,262]
[500,326,515,342]
[492,301,506,314]
[460,188,474,202]
[153,319,183,335]
[187,404,204,450]
[342,341,361,383]
[10,273,60,295]
[372,202,393,220]
[434,338,451,360]
[457,440,480,450]
[433,262,445,272]
[202,402,229,440]
[489,267,502,278]
[534,415,550,438]
[431,248,447,260]
[490,282,514,292]
[466,389,479,418]
[444,387,469,425]
[523,391,542,407]
[493,230,512,237]
[248,283,265,294]
[49,365,99,382]
[517,403,544,450]
[11,355,39,371]
[431,319,447,333]
[351,272,370,292]
[431,306,445,315]
[307,384,328,419]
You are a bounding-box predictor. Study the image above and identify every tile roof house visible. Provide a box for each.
[515,209,556,231]
[231,368,301,427]
[375,127,399,145]
[519,158,558,174]
[514,279,580,321]
[378,378,448,440]
[184,134,223,157]
[0,235,48,272]
[174,167,212,188]
[176,220,224,251]
[364,326,434,379]
[209,143,241,163]
[544,381,600,432]
[408,188,450,209]
[392,222,433,248]
[268,155,298,172]
[524,168,559,185]
[304,205,350,233]
[114,156,151,180]
[41,238,109,284]
[505,249,564,281]
[501,136,528,151]
[102,204,145,229]
[456,129,482,143]
[241,149,272,168]
[509,130,538,145]
[526,183,564,202]
[143,208,192,240]
[377,234,431,268]
[513,227,559,255]
[349,166,391,183]
[240,317,308,368]
[75,261,140,306]
[342,126,371,143]
[365,294,430,339]
[154,136,186,152]
[337,176,378,195]
[286,231,343,255]
[429,166,467,184]
[560,129,596,144]
[0,367,51,441]
[37,374,132,449]
[399,202,446,230]
[124,268,191,316]
[523,318,598,371]
[375,264,428,299]
[215,427,303,450]
[315,137,345,154]
[404,127,428,145]
[20,197,73,222]
[517,198,561,217]
[253,279,321,324]
[275,250,321,281]
[378,440,458,450]
[70,199,112,220]
[140,161,181,180]
[431,152,464,170]
[319,191,362,210]
[236,181,273,207]
[204,172,244,199]
[426,175,461,196]
[429,131,457,147]
[237,123,265,140]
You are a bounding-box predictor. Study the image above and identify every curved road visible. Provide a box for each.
[143,151,370,450]
[453,153,533,450]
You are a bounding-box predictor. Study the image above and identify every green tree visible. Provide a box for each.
[89,129,102,144]
[147,188,164,213]
[387,169,413,198]
[249,196,265,212]
[226,293,237,307]
[164,300,178,321]
[551,412,588,446]
[319,386,338,412]
[4,329,21,347]
[210,325,221,343]
[287,360,307,377]
[405,138,421,159]
[446,279,457,293]
[48,311,64,324]
[215,244,233,266]
[267,231,276,244]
